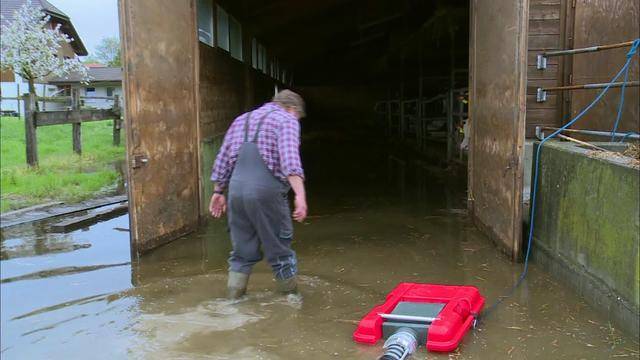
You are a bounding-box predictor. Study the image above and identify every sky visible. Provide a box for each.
[48,0,120,58]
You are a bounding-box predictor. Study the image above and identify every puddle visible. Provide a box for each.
[1,132,638,359]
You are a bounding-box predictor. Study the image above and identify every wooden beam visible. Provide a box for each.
[72,89,82,154]
[0,195,127,229]
[73,123,82,154]
[113,95,122,146]
[34,109,119,126]
[24,93,38,166]
[50,204,128,232]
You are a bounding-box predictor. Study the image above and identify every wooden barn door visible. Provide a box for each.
[570,0,639,134]
[468,0,529,260]
[119,0,200,258]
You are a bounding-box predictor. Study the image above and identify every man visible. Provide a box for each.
[209,90,308,299]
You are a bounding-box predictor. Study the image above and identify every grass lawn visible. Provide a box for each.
[0,116,125,213]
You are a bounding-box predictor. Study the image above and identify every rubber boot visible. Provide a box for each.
[227,271,249,299]
[275,276,298,295]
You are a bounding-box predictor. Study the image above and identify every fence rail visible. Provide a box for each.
[375,87,468,161]
[35,108,119,126]
[1,95,71,103]
[22,89,123,166]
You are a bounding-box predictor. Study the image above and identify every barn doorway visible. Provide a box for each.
[119,0,528,259]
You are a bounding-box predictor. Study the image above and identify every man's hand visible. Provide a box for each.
[209,193,226,218]
[287,175,307,222]
[292,195,307,222]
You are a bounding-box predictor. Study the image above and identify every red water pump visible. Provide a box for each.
[353,283,484,357]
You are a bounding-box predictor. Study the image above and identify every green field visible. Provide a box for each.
[0,116,125,212]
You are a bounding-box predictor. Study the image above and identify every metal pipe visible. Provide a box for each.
[536,40,635,69]
[379,313,437,323]
[543,40,635,57]
[543,81,639,92]
[536,81,639,102]
[537,126,640,140]
[556,133,609,151]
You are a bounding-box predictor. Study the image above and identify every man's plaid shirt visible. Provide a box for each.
[210,102,304,190]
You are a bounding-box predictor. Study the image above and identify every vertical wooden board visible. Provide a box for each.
[526,0,566,134]
[119,0,200,257]
[570,0,639,135]
[469,0,528,260]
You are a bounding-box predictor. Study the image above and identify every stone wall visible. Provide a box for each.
[532,140,639,336]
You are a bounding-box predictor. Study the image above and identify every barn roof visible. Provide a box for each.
[48,66,122,84]
[0,0,88,56]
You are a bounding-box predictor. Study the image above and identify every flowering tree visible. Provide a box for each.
[95,37,121,66]
[0,1,89,106]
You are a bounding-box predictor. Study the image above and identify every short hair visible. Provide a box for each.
[272,89,305,117]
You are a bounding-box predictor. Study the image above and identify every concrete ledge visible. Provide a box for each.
[532,238,639,338]
[531,140,639,337]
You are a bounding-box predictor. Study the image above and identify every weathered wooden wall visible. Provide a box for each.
[197,36,278,217]
[469,0,529,260]
[526,0,569,137]
[570,0,639,134]
[120,0,200,257]
[199,44,249,139]
[526,0,639,137]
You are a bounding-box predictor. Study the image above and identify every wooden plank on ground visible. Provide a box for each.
[0,201,64,217]
[0,195,128,229]
[50,203,128,232]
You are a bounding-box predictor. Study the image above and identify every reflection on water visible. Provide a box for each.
[1,132,638,359]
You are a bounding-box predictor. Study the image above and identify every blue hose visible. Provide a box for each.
[480,38,640,322]
[610,40,640,141]
[619,132,640,143]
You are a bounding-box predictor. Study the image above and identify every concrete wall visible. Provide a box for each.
[532,140,639,337]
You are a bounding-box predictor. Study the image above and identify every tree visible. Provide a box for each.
[82,56,105,65]
[0,1,89,104]
[95,37,121,66]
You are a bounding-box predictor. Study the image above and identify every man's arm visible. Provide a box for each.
[209,118,241,218]
[288,175,307,222]
[211,115,244,191]
[279,118,307,222]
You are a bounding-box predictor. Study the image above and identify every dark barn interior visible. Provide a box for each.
[120,0,639,259]
[195,0,472,215]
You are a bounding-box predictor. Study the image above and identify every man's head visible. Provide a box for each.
[273,90,305,119]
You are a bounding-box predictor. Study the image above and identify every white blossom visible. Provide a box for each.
[0,1,90,86]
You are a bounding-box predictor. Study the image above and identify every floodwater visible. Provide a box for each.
[1,128,639,359]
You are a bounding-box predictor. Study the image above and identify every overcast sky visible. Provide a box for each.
[48,0,119,58]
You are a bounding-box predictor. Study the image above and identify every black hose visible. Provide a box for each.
[378,344,407,360]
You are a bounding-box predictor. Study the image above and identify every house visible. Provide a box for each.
[48,66,123,110]
[0,0,88,114]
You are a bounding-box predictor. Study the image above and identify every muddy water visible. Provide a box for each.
[1,133,639,359]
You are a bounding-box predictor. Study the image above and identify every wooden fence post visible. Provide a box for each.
[24,93,38,166]
[42,84,47,111]
[112,94,121,146]
[72,89,82,155]
[16,83,21,118]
